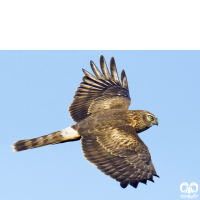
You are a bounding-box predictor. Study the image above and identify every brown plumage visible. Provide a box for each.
[12,55,159,189]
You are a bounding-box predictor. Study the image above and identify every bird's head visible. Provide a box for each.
[145,112,158,127]
[133,110,158,133]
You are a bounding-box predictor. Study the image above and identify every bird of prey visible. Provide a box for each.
[12,55,159,189]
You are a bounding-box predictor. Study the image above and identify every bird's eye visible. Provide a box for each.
[148,115,154,121]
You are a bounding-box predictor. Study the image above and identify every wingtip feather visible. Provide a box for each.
[110,57,120,85]
[121,69,129,90]
[100,55,104,61]
[120,181,129,188]
[90,60,104,79]
[130,180,139,188]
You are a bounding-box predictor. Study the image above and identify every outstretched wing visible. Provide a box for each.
[80,122,159,188]
[69,56,131,122]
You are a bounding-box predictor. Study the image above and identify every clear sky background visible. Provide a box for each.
[0,51,199,200]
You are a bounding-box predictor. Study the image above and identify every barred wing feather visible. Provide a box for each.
[69,55,131,122]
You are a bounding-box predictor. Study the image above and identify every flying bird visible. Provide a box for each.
[12,55,159,189]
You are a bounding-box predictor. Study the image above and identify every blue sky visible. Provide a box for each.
[0,51,199,200]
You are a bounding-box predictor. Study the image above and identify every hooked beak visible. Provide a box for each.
[154,119,158,126]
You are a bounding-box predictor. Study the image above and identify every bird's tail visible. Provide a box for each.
[11,126,80,152]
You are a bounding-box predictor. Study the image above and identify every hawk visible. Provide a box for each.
[12,55,159,189]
